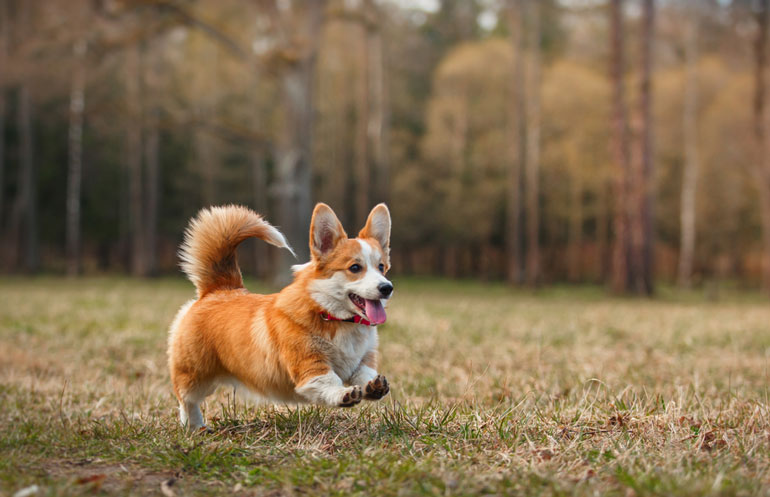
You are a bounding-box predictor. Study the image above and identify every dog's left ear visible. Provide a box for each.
[310,203,347,260]
[358,203,391,254]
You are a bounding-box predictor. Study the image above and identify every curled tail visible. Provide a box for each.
[179,205,295,297]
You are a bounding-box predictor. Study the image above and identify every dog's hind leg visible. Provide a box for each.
[176,380,216,432]
[179,399,205,431]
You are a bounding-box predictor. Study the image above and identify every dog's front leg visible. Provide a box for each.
[295,369,363,407]
[350,351,390,401]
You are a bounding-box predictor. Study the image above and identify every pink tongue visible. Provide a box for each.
[364,299,387,325]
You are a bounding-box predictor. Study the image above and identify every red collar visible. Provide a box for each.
[320,311,372,326]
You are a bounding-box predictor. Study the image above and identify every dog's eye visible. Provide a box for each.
[378,263,385,273]
[349,264,362,273]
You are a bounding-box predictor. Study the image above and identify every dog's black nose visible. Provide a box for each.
[378,282,393,298]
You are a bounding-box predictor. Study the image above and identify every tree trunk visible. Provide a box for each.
[505,0,524,285]
[143,43,162,277]
[16,85,37,273]
[251,146,270,279]
[678,15,698,288]
[354,16,370,227]
[754,0,770,293]
[195,129,218,206]
[144,107,159,276]
[632,0,655,295]
[524,0,541,287]
[567,166,582,282]
[0,0,7,238]
[367,3,388,206]
[196,42,220,207]
[126,44,146,276]
[609,0,631,293]
[596,179,610,283]
[66,39,87,276]
[273,0,326,285]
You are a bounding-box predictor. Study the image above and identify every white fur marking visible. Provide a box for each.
[291,261,311,274]
[309,272,354,319]
[350,364,378,387]
[330,325,379,381]
[357,239,373,259]
[267,225,296,257]
[180,401,205,430]
[295,371,351,406]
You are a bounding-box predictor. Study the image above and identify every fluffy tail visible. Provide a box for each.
[179,205,295,297]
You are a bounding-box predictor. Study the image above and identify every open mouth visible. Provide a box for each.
[349,293,387,325]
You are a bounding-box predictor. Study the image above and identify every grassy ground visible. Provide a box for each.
[1,277,770,496]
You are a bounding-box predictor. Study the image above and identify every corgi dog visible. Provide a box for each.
[167,203,393,430]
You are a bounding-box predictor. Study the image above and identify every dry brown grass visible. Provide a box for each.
[1,277,769,496]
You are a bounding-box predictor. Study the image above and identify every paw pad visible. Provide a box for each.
[364,375,390,400]
[339,385,363,407]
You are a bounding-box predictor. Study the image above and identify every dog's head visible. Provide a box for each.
[298,203,393,325]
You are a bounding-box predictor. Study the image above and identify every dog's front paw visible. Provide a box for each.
[339,385,363,407]
[364,375,389,400]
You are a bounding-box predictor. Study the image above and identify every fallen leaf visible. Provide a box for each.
[75,474,106,491]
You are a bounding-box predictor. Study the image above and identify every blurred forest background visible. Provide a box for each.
[0,0,769,294]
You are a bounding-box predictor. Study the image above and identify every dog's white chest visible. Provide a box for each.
[329,325,377,382]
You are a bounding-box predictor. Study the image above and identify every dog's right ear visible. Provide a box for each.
[309,203,347,260]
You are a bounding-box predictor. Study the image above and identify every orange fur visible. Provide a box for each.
[168,203,392,429]
[178,205,294,298]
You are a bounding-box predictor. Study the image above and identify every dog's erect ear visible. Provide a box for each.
[358,203,391,253]
[310,203,347,260]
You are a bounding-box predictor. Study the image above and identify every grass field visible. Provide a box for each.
[1,277,770,496]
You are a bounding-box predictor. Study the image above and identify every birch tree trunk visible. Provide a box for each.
[678,15,698,288]
[366,2,388,205]
[66,39,87,276]
[196,41,219,207]
[273,0,326,284]
[609,0,631,293]
[505,0,524,285]
[524,0,541,287]
[354,17,370,227]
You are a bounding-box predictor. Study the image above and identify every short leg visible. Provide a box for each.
[350,364,378,387]
[350,357,389,401]
[176,380,216,432]
[179,400,206,431]
[296,371,363,407]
